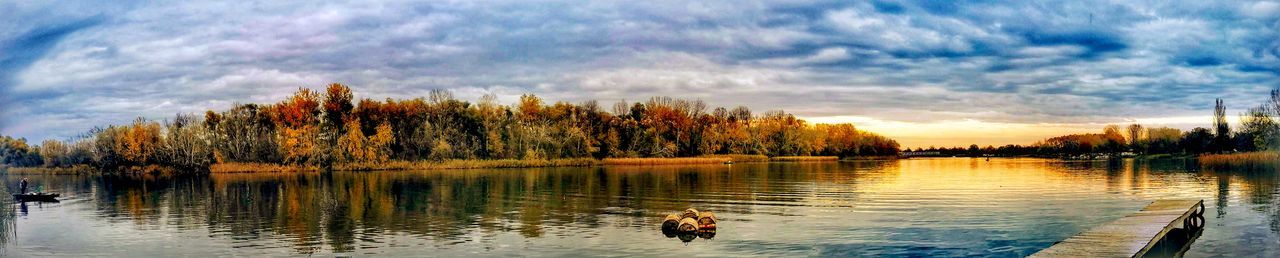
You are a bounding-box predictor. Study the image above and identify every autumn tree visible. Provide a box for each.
[756,110,810,156]
[275,88,321,164]
[0,136,42,167]
[90,118,163,168]
[13,82,910,171]
[1145,127,1182,154]
[1126,124,1143,150]
[122,119,162,165]
[338,118,394,163]
[338,119,368,162]
[368,122,394,162]
[207,104,280,163]
[157,113,214,170]
[38,139,68,167]
[323,83,355,128]
[518,94,543,124]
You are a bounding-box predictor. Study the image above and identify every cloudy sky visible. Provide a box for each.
[1,1,1278,148]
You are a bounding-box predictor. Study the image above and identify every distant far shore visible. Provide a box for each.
[899,153,1199,160]
[904,151,1280,171]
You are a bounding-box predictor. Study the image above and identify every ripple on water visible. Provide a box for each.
[1,158,1278,256]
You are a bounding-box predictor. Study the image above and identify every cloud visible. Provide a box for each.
[0,0,1278,146]
[0,15,104,133]
[1241,1,1280,18]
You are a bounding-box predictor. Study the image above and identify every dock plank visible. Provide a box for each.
[1031,199,1203,258]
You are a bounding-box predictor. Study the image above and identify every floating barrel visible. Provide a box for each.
[661,214,681,233]
[661,208,721,242]
[682,208,699,219]
[697,229,717,239]
[697,211,717,229]
[677,217,699,233]
[677,232,698,243]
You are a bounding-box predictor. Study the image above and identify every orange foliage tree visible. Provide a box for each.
[8,82,904,171]
[274,88,321,164]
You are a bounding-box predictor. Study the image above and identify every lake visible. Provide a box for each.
[1,158,1278,257]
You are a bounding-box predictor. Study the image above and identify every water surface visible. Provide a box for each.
[1,158,1278,256]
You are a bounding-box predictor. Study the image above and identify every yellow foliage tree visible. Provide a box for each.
[117,119,161,165]
[336,119,394,163]
[39,139,68,167]
[338,119,368,162]
[275,88,321,164]
[279,125,317,164]
[367,122,394,163]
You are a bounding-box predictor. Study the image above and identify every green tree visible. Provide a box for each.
[1238,106,1278,151]
[1213,98,1232,152]
[1181,127,1214,154]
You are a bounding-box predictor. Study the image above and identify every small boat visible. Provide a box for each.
[13,193,59,202]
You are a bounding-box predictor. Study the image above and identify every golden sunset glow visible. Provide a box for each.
[804,115,1243,149]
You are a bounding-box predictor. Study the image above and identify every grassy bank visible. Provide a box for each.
[212,159,599,173]
[842,156,900,161]
[210,163,320,173]
[1135,153,1196,160]
[769,156,839,162]
[9,155,854,174]
[701,154,770,163]
[1200,151,1280,170]
[225,155,831,172]
[601,157,732,166]
[4,165,98,175]
[333,158,599,171]
[3,165,180,175]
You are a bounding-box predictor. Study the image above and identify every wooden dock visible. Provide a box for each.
[1030,199,1205,258]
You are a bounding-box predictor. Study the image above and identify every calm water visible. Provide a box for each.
[1,158,1278,257]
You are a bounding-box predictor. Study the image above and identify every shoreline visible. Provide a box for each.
[1200,151,1280,170]
[2,155,896,174]
[9,153,1275,174]
[770,156,839,162]
[3,164,185,175]
[3,165,98,175]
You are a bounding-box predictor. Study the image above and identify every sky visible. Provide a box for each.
[1,1,1278,149]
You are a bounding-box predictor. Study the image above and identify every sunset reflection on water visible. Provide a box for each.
[1,158,1277,256]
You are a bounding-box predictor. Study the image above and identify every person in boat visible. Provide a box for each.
[20,178,28,194]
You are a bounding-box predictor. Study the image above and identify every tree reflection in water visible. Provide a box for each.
[0,181,13,250]
[0,159,1278,256]
[1,162,890,254]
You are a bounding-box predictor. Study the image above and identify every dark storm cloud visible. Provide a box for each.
[1,0,1278,141]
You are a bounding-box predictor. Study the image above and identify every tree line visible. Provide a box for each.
[0,83,900,172]
[907,89,1280,157]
